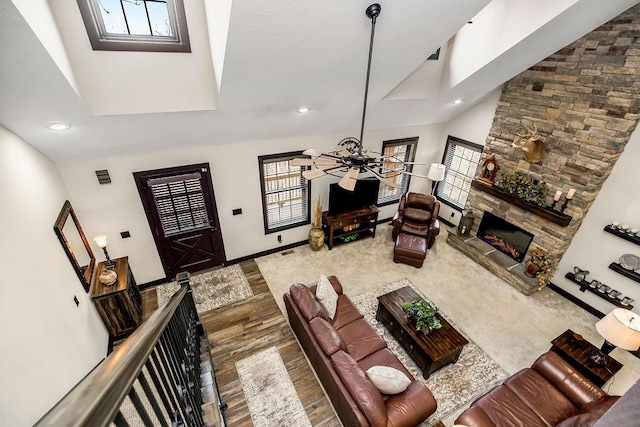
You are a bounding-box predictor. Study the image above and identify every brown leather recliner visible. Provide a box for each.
[392,193,441,249]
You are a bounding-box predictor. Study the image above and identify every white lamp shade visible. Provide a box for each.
[596,308,640,351]
[93,234,108,249]
[426,163,446,182]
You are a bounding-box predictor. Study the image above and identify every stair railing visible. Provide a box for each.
[36,275,213,427]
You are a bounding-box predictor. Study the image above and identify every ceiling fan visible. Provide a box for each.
[292,3,428,191]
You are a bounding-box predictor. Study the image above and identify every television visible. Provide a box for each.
[328,179,380,216]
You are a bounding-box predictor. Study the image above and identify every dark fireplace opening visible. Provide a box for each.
[477,212,534,263]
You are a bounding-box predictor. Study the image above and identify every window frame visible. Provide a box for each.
[376,137,418,207]
[434,135,484,212]
[258,151,311,235]
[77,0,191,52]
[435,135,484,211]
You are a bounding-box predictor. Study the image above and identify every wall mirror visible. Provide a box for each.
[54,200,95,292]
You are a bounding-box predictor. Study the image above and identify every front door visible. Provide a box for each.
[134,163,226,279]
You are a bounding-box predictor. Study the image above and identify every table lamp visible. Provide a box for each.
[590,308,640,365]
[93,234,116,269]
[427,163,446,195]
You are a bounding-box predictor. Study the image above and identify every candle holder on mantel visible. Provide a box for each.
[560,189,576,213]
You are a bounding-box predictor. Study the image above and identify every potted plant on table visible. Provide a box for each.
[525,247,556,287]
[402,300,442,333]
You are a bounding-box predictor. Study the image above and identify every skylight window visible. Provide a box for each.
[77,0,191,52]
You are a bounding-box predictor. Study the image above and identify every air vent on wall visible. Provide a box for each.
[95,169,111,184]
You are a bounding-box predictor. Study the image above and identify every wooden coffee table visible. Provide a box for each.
[376,286,468,378]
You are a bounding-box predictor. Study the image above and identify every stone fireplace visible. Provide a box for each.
[448,5,640,295]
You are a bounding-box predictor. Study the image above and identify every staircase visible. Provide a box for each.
[36,273,227,427]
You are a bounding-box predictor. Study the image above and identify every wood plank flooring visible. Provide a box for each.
[144,260,339,426]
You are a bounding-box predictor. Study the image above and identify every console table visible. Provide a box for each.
[322,206,379,250]
[550,329,622,387]
[90,256,142,342]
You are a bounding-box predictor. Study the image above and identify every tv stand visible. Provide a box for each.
[322,206,379,250]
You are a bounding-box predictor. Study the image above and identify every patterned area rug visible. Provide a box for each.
[236,346,312,427]
[156,264,253,313]
[350,278,509,426]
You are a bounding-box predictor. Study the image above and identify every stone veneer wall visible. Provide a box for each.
[465,5,640,286]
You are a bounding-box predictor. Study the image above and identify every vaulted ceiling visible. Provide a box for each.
[0,0,637,161]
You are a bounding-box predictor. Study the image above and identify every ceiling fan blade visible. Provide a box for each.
[338,167,359,191]
[333,145,352,157]
[291,158,317,166]
[365,166,401,189]
[291,158,339,166]
[302,168,328,180]
[403,171,428,179]
[302,148,321,157]
[312,158,340,166]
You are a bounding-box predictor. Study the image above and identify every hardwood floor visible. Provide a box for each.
[144,260,339,426]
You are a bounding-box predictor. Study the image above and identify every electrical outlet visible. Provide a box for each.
[121,231,131,238]
[74,295,79,307]
[277,235,282,243]
[232,208,242,216]
[450,212,455,218]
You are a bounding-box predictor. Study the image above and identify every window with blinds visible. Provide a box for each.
[377,137,418,206]
[258,152,310,234]
[436,136,484,210]
[148,172,210,236]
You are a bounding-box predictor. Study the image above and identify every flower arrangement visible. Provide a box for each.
[495,170,547,207]
[528,246,556,287]
[402,300,442,332]
[311,195,323,228]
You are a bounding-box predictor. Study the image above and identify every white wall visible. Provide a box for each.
[0,125,108,426]
[57,123,444,283]
[435,87,501,225]
[552,127,640,314]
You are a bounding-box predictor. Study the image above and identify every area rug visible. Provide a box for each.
[156,264,253,313]
[350,278,509,426]
[236,346,312,427]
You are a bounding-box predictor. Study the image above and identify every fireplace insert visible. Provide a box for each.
[477,212,534,263]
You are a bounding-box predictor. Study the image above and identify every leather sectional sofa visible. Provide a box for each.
[284,276,437,426]
[455,351,620,427]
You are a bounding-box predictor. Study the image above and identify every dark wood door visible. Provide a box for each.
[134,163,226,279]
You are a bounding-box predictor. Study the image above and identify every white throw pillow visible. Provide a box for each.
[366,365,411,395]
[316,274,339,319]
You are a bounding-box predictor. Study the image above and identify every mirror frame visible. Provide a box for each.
[54,200,96,292]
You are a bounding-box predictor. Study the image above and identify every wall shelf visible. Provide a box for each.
[471,180,572,227]
[603,225,640,246]
[565,272,633,309]
[608,262,640,284]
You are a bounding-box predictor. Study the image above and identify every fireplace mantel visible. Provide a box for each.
[471,180,572,227]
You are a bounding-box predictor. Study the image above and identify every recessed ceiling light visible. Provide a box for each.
[297,106,310,114]
[453,99,463,105]
[47,122,70,131]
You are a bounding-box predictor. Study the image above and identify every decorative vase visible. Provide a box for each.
[525,262,540,278]
[308,227,325,251]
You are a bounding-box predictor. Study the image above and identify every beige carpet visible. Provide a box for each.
[256,225,640,423]
[236,346,312,427]
[351,279,508,425]
[156,264,253,313]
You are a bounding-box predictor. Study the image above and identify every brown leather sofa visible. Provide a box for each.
[455,351,620,427]
[284,276,437,426]
[391,193,440,249]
